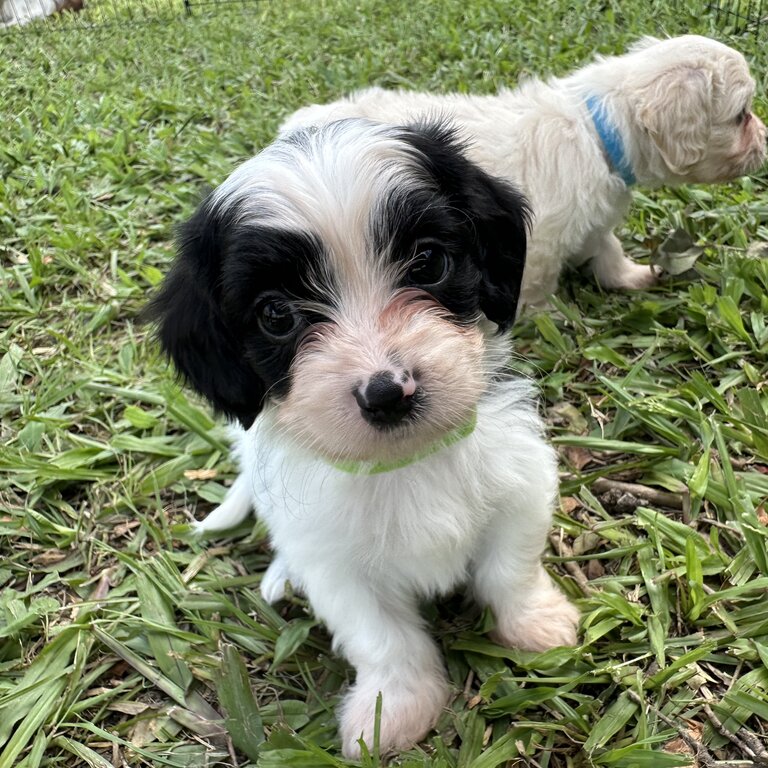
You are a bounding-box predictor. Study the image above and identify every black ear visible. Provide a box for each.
[401,123,530,331]
[143,199,265,428]
[460,160,530,331]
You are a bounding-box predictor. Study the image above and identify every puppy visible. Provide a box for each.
[147,119,579,757]
[281,35,767,310]
[0,0,83,27]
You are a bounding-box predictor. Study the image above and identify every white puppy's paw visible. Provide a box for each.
[492,587,580,652]
[260,556,291,604]
[339,674,449,758]
[596,257,659,291]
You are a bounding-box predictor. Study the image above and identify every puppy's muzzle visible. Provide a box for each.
[354,370,417,428]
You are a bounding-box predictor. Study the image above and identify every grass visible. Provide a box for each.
[1,0,767,765]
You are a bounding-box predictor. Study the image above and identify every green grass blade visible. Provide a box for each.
[216,643,264,761]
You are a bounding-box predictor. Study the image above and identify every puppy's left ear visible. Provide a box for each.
[403,123,530,331]
[638,66,713,174]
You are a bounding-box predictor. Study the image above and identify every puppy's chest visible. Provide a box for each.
[254,455,489,581]
[347,472,486,557]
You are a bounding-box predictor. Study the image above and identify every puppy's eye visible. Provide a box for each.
[406,243,450,287]
[257,296,300,340]
[737,107,750,124]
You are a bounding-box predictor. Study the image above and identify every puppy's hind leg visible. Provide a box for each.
[192,472,253,535]
[589,231,658,291]
[473,516,579,651]
[518,241,567,309]
[471,446,579,651]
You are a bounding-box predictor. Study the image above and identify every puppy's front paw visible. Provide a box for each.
[339,674,449,758]
[597,258,659,291]
[492,587,580,652]
[621,261,660,290]
[260,556,291,603]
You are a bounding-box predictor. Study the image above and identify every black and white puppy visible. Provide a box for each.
[148,119,579,757]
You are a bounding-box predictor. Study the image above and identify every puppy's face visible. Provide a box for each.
[148,120,528,462]
[633,36,766,182]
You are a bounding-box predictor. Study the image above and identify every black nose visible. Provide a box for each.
[354,371,414,427]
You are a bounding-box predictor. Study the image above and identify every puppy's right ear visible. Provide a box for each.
[638,66,713,175]
[144,200,265,428]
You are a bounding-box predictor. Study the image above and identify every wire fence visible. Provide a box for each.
[3,0,765,35]
[707,0,766,33]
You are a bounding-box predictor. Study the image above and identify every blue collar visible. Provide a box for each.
[584,95,636,186]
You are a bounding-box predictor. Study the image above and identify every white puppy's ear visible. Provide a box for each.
[638,66,713,175]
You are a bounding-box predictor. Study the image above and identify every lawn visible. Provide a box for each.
[1,0,767,766]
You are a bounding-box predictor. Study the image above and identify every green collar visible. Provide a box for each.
[329,412,477,476]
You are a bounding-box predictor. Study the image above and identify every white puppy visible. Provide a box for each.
[147,119,579,757]
[281,35,767,309]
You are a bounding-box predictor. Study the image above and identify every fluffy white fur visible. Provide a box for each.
[281,35,767,309]
[150,120,580,757]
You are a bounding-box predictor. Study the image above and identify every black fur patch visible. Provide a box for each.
[390,123,530,331]
[144,198,325,428]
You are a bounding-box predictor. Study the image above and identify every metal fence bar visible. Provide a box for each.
[704,0,766,33]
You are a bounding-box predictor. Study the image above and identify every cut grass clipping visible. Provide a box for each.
[1,0,768,765]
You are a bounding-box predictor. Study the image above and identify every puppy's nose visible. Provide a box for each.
[354,370,414,427]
